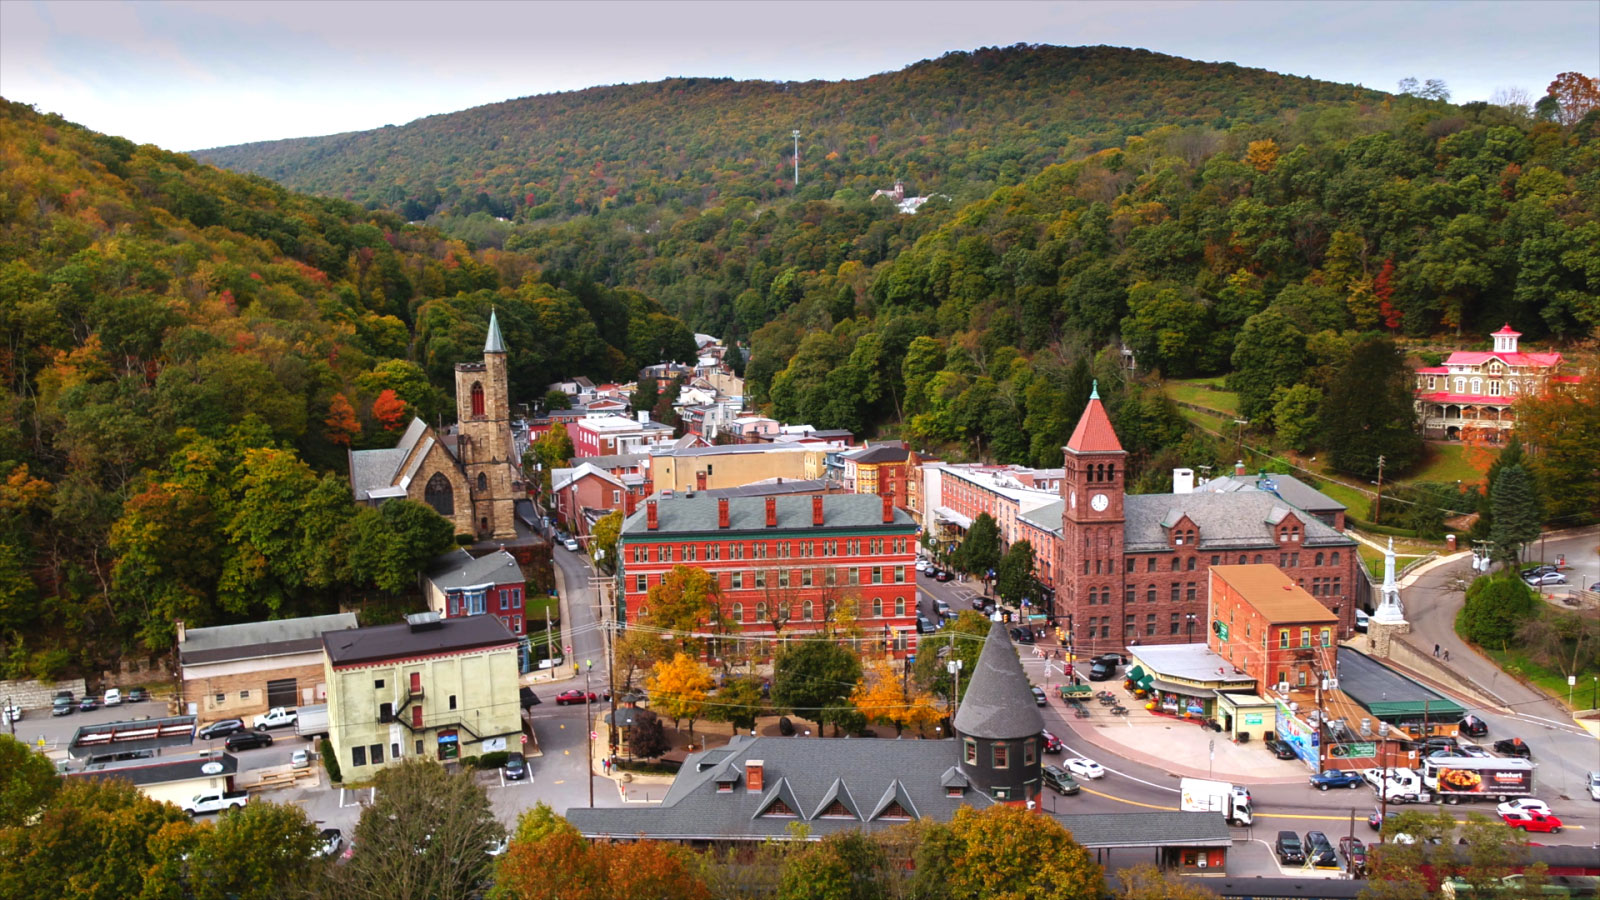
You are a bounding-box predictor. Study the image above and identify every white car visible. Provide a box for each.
[291,749,312,769]
[103,688,122,706]
[915,559,929,572]
[1497,798,1552,817]
[1,703,20,723]
[564,537,579,551]
[1586,771,1600,801]
[1065,757,1105,780]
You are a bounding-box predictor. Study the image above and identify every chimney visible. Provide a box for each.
[647,500,659,531]
[882,493,894,524]
[696,471,707,491]
[1173,468,1195,494]
[175,620,186,645]
[637,410,650,424]
[625,492,638,516]
[765,496,777,528]
[812,495,824,526]
[718,497,731,529]
[746,760,764,792]
[1235,460,1246,477]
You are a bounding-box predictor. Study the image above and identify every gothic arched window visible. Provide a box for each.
[424,472,454,517]
[471,382,485,417]
[477,473,488,494]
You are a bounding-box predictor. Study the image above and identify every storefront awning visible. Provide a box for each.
[1147,677,1216,699]
[934,506,973,530]
[1127,665,1145,682]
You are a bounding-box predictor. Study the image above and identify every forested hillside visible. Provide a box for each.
[197,45,1377,223]
[0,100,694,676]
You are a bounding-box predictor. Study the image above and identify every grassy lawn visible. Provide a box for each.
[1410,442,1491,486]
[1362,549,1423,580]
[1174,406,1228,432]
[1312,478,1370,516]
[1476,643,1593,711]
[1164,378,1241,415]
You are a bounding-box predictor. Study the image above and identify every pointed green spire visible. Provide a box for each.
[484,308,506,354]
[1090,379,1099,400]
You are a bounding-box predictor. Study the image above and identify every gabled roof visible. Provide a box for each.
[552,463,625,492]
[424,548,524,591]
[842,443,909,464]
[952,622,1046,740]
[868,779,921,821]
[1197,473,1346,514]
[1123,492,1354,552]
[753,776,806,820]
[1065,393,1123,454]
[179,613,360,665]
[808,777,863,821]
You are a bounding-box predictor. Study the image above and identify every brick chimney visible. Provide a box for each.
[718,497,731,529]
[882,492,894,523]
[696,471,708,491]
[812,494,824,526]
[746,759,764,792]
[646,499,659,531]
[1235,460,1246,476]
[625,492,638,516]
[765,496,777,528]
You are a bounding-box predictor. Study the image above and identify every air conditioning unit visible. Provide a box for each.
[1360,718,1372,737]
[1276,682,1290,694]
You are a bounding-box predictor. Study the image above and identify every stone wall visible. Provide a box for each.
[0,676,87,710]
[100,655,173,691]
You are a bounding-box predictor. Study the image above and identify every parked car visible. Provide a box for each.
[77,696,100,712]
[53,692,75,716]
[126,687,147,702]
[1095,653,1129,667]
[1496,798,1552,817]
[1064,757,1104,780]
[1588,770,1600,802]
[1354,609,1370,633]
[1265,738,1298,760]
[935,569,953,582]
[315,828,344,858]
[198,718,246,740]
[1304,831,1338,868]
[1,703,20,724]
[291,749,312,769]
[1010,626,1035,645]
[225,731,274,752]
[563,537,580,552]
[1501,810,1562,833]
[504,751,528,781]
[933,599,952,619]
[1030,686,1048,707]
[1338,836,1368,874]
[914,559,929,572]
[103,688,122,706]
[1458,714,1489,737]
[1040,730,1063,754]
[1521,564,1559,580]
[519,687,542,708]
[555,689,597,705]
[1456,744,1492,758]
[1422,736,1459,755]
[1493,737,1533,758]
[1523,571,1567,586]
[252,707,297,730]
[916,615,936,634]
[1274,831,1305,865]
[1309,769,1366,791]
[1087,661,1115,682]
[1041,764,1081,795]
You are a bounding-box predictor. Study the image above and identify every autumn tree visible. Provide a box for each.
[324,392,361,446]
[493,803,710,900]
[1515,378,1600,524]
[647,651,715,737]
[1546,71,1600,126]
[0,734,59,827]
[1115,863,1219,900]
[331,758,505,900]
[589,509,622,574]
[850,659,912,735]
[644,565,723,653]
[771,637,863,736]
[614,627,665,694]
[144,801,325,900]
[1244,138,1279,172]
[908,804,1102,900]
[0,777,189,900]
[777,831,891,900]
[626,708,670,760]
[371,388,408,432]
[911,610,991,708]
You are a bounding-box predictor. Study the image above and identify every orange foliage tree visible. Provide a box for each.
[371,389,407,432]
[492,804,709,900]
[324,392,361,446]
[1546,72,1600,126]
[911,804,1103,900]
[1244,138,1279,172]
[646,652,715,737]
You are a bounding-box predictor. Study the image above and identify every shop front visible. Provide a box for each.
[1214,691,1276,742]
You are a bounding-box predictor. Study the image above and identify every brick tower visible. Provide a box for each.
[454,310,518,539]
[1057,383,1127,656]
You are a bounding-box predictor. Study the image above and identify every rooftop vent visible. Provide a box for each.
[406,611,444,632]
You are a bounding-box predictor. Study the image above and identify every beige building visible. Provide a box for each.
[72,753,239,807]
[178,613,358,724]
[323,612,522,780]
[648,442,814,493]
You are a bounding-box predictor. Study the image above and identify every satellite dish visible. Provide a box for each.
[201,761,224,775]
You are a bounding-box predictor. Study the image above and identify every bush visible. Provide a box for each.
[320,738,341,783]
[476,751,510,769]
[1460,572,1538,648]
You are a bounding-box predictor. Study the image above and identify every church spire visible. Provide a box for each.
[484,309,506,354]
[1065,390,1123,454]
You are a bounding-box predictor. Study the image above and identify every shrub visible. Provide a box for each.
[320,738,342,783]
[477,751,510,769]
[1460,572,1538,648]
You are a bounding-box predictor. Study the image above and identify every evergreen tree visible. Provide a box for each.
[1321,338,1422,479]
[996,540,1037,608]
[724,341,746,377]
[955,513,1002,586]
[631,375,659,415]
[1489,464,1541,566]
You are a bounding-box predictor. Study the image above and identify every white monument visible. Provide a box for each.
[1374,537,1407,624]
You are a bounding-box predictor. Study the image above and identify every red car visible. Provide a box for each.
[1501,810,1563,833]
[555,689,598,705]
[1040,730,1064,754]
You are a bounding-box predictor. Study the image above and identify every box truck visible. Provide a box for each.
[1179,777,1253,825]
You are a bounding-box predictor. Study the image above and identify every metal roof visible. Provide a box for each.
[1211,565,1340,624]
[1335,647,1464,719]
[424,548,524,591]
[1123,492,1355,552]
[179,613,359,665]
[619,493,913,537]
[72,751,239,787]
[324,614,517,667]
[69,715,198,759]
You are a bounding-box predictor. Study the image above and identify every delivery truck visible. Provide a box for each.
[1179,777,1253,825]
[295,704,329,740]
[1422,756,1536,803]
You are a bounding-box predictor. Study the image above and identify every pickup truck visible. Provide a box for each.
[182,790,250,816]
[252,707,298,730]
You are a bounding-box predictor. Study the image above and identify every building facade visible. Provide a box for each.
[617,493,919,656]
[1413,324,1575,442]
[1207,565,1339,693]
[648,443,815,494]
[840,443,910,499]
[177,614,358,723]
[1056,390,1360,656]
[568,413,676,457]
[422,549,528,637]
[323,613,522,780]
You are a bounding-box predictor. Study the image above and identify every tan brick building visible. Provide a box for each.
[177,613,358,724]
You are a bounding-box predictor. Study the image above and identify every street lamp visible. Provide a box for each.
[1186,612,1197,643]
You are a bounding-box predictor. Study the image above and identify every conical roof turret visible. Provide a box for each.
[484,309,506,354]
[952,621,1046,740]
[1066,381,1123,453]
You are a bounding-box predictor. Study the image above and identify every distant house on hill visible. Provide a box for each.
[1412,324,1580,442]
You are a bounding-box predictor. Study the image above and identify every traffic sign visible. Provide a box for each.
[565,644,572,654]
[590,731,598,740]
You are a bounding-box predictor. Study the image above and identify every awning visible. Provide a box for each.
[1147,677,1216,699]
[1127,665,1145,682]
[934,506,973,530]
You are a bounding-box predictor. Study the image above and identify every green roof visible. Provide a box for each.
[1337,647,1464,719]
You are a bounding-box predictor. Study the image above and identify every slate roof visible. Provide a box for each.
[952,622,1046,739]
[324,614,517,667]
[179,613,360,665]
[652,441,808,458]
[842,443,909,464]
[1123,491,1353,552]
[1066,396,1123,453]
[702,478,833,498]
[1054,812,1231,848]
[1018,499,1064,535]
[348,417,459,501]
[620,493,913,536]
[72,752,238,786]
[573,453,648,471]
[483,309,506,353]
[1198,473,1346,514]
[566,736,990,841]
[424,548,524,591]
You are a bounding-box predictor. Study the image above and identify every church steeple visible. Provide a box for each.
[484,309,506,354]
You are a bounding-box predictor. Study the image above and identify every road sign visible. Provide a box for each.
[590,731,598,740]
[565,645,572,654]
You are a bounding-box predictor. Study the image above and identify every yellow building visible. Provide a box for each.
[322,612,521,780]
[649,443,813,493]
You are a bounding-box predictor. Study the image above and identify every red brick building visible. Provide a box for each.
[1056,389,1360,656]
[1207,565,1339,693]
[618,493,920,656]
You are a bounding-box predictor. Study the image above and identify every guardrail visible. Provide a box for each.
[1397,553,1439,578]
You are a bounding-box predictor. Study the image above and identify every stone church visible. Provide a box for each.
[348,311,523,540]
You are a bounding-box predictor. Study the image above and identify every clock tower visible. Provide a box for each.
[1058,383,1127,655]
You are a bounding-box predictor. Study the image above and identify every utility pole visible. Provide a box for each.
[946,658,963,721]
[791,130,801,187]
[584,658,594,809]
[1374,455,1386,524]
[5,696,13,737]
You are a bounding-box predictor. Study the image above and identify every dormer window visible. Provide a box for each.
[946,786,964,798]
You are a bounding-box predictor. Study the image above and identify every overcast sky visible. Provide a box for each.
[2,0,1596,151]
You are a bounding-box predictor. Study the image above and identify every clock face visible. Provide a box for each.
[1069,489,1076,510]
[1090,493,1109,512]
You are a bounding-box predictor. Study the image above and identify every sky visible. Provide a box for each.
[2,0,1597,152]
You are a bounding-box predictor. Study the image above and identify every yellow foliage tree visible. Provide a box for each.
[1245,138,1280,173]
[849,660,908,735]
[646,652,714,738]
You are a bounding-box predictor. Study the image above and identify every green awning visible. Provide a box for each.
[1127,665,1145,682]
[1138,675,1155,690]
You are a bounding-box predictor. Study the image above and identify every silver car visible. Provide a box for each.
[1523,571,1566,586]
[1587,771,1600,802]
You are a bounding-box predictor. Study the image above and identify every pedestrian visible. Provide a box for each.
[1443,649,1450,662]
[1433,643,1440,658]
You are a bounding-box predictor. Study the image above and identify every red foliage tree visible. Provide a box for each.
[1373,258,1402,330]
[371,389,407,432]
[324,392,361,446]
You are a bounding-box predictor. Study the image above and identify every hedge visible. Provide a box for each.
[319,738,341,783]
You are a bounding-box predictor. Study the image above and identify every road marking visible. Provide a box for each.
[1057,738,1180,792]
[1078,786,1178,810]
